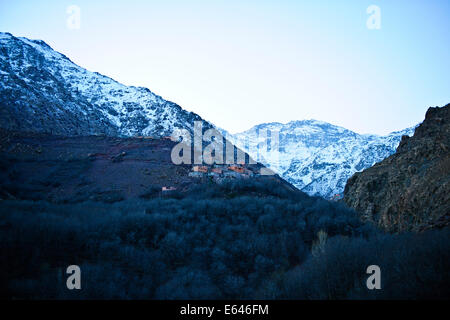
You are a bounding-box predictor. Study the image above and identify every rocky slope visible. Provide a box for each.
[230,121,415,199]
[0,32,209,137]
[343,104,450,232]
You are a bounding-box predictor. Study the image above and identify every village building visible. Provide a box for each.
[161,186,178,195]
[228,165,245,174]
[211,167,223,174]
[193,165,209,173]
[162,186,177,192]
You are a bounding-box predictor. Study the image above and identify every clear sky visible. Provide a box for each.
[0,0,449,134]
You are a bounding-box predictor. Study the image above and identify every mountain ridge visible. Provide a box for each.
[230,120,416,198]
[0,32,211,137]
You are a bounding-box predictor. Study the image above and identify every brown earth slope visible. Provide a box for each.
[343,104,449,232]
[0,129,290,203]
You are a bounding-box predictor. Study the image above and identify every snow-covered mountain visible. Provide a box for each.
[0,32,417,198]
[230,120,416,199]
[0,32,210,137]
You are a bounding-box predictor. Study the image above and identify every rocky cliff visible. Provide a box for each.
[343,104,450,232]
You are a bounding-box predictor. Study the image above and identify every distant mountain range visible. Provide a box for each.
[230,121,416,198]
[0,32,417,199]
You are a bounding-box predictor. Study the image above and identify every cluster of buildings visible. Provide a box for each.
[188,164,257,180]
[161,164,259,195]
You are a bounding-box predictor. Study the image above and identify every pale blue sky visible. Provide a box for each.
[0,0,449,134]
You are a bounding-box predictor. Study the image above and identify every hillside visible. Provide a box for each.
[0,32,210,137]
[0,129,285,203]
[344,104,450,232]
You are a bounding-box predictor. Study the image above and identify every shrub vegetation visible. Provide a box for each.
[0,179,448,299]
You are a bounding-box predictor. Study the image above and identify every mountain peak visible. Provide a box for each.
[232,119,416,198]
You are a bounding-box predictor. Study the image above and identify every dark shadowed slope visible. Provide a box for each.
[344,104,450,232]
